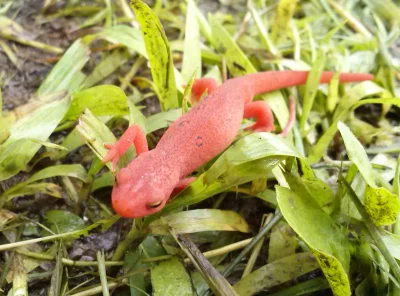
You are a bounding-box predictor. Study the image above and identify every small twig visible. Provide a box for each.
[0,33,63,54]
[328,0,373,39]
[222,211,282,277]
[241,214,273,278]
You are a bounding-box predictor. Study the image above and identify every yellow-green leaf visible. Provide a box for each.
[234,252,318,296]
[64,85,130,121]
[151,257,194,296]
[148,209,250,235]
[270,0,300,43]
[365,186,400,226]
[130,0,178,110]
[277,185,351,295]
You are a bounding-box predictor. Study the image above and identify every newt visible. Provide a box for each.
[103,71,373,218]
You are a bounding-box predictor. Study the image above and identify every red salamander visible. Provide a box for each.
[103,71,374,218]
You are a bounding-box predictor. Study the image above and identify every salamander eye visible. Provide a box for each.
[147,200,162,209]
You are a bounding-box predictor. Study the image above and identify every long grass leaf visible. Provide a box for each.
[130,0,178,110]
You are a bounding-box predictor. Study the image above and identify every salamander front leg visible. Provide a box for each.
[243,101,275,133]
[103,124,148,171]
[191,78,218,103]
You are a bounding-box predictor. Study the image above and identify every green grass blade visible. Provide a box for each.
[37,39,90,95]
[0,98,71,181]
[99,25,147,57]
[299,47,326,134]
[130,0,178,110]
[268,278,330,296]
[97,250,110,296]
[307,82,386,164]
[81,49,131,89]
[148,209,250,235]
[48,244,63,296]
[1,183,62,202]
[338,122,377,187]
[1,164,88,200]
[181,0,201,82]
[12,254,28,296]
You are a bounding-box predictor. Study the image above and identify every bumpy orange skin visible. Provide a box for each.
[108,71,374,218]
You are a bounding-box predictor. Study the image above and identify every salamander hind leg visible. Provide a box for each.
[279,96,296,137]
[103,124,148,171]
[191,78,218,104]
[243,101,275,132]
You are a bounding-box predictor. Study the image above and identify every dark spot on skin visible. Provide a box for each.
[233,62,246,71]
[195,136,203,147]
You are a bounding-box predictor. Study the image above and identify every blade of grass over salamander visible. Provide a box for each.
[130,0,178,110]
[154,133,300,218]
[209,15,290,131]
[299,47,325,135]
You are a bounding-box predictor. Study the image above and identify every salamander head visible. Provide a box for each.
[111,153,179,218]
